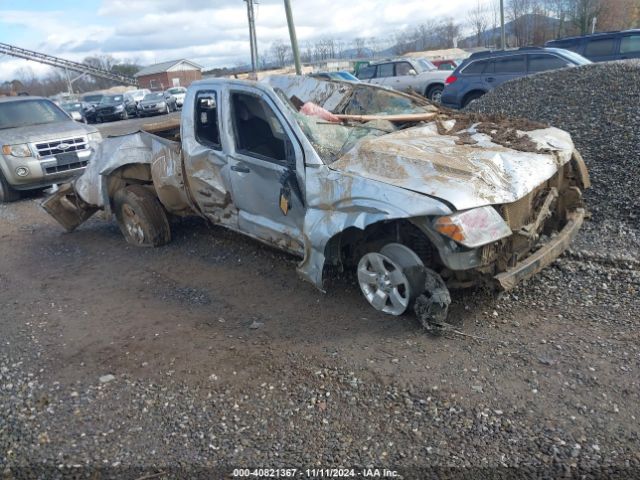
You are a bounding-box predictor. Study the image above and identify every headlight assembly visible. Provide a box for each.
[87,132,102,143]
[1,144,32,158]
[434,206,512,248]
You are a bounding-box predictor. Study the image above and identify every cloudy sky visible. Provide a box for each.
[0,0,469,81]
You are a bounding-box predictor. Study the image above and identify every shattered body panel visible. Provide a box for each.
[44,75,589,306]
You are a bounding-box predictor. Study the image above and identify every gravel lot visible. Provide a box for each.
[1,106,639,479]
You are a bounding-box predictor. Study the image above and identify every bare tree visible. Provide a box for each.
[569,0,603,34]
[353,37,368,58]
[270,40,291,67]
[468,1,490,46]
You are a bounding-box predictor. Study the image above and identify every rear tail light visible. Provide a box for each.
[445,75,458,85]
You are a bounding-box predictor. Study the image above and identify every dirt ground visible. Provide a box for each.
[1,115,639,478]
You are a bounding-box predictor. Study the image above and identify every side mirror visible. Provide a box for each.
[408,69,417,76]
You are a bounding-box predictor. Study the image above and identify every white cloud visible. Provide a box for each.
[1,0,472,80]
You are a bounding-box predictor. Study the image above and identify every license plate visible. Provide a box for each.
[55,151,80,166]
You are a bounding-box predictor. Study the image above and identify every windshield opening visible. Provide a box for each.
[0,99,71,130]
[144,93,165,101]
[167,88,185,94]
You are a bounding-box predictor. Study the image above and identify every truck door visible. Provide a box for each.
[224,89,306,256]
[183,88,239,229]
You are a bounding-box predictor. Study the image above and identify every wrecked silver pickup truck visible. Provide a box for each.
[43,75,590,330]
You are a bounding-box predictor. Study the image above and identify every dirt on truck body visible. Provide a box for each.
[42,75,590,331]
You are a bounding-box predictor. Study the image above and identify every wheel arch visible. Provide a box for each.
[425,82,445,98]
[462,89,487,107]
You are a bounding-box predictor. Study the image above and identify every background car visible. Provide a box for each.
[95,94,136,122]
[441,47,591,109]
[356,58,450,102]
[546,29,640,62]
[60,101,97,123]
[165,87,187,108]
[0,96,101,202]
[137,92,177,117]
[127,89,151,103]
[310,71,360,82]
[432,59,459,71]
[81,93,104,107]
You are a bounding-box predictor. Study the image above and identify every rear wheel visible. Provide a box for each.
[0,171,21,203]
[427,85,444,103]
[113,185,171,247]
[356,243,425,316]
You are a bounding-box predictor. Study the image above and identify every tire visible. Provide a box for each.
[0,170,21,203]
[113,185,171,247]
[427,85,444,103]
[356,243,426,316]
[462,91,485,108]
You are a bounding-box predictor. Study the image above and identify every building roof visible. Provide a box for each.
[135,59,203,77]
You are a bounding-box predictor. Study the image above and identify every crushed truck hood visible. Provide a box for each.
[329,122,575,211]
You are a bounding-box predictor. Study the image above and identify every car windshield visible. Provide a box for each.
[144,93,165,100]
[100,95,124,105]
[61,103,83,112]
[273,85,430,164]
[83,95,103,103]
[417,59,437,71]
[0,99,71,130]
[167,88,185,94]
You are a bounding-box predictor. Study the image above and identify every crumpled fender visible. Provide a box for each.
[297,167,453,289]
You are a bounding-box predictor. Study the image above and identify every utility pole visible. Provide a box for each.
[500,0,506,50]
[244,0,259,76]
[283,0,302,75]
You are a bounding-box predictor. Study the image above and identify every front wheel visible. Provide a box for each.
[356,243,425,316]
[113,185,171,247]
[0,171,21,203]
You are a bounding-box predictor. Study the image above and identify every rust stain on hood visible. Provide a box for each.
[330,122,575,211]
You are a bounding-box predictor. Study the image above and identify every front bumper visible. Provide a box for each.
[97,111,126,121]
[494,208,585,290]
[138,107,165,116]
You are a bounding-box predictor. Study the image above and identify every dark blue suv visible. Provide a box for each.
[546,29,640,62]
[441,47,591,109]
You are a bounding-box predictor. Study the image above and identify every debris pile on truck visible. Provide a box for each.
[466,60,640,225]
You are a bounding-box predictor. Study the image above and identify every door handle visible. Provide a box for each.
[231,165,250,173]
[486,77,495,82]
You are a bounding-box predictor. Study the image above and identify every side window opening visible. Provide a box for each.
[357,65,376,80]
[528,54,568,73]
[395,62,415,76]
[377,63,394,78]
[494,55,526,74]
[461,60,487,74]
[231,92,286,164]
[195,91,221,149]
[585,38,616,56]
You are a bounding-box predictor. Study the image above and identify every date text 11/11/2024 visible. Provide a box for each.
[232,468,400,478]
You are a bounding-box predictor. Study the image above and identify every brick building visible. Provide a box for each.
[135,59,203,91]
